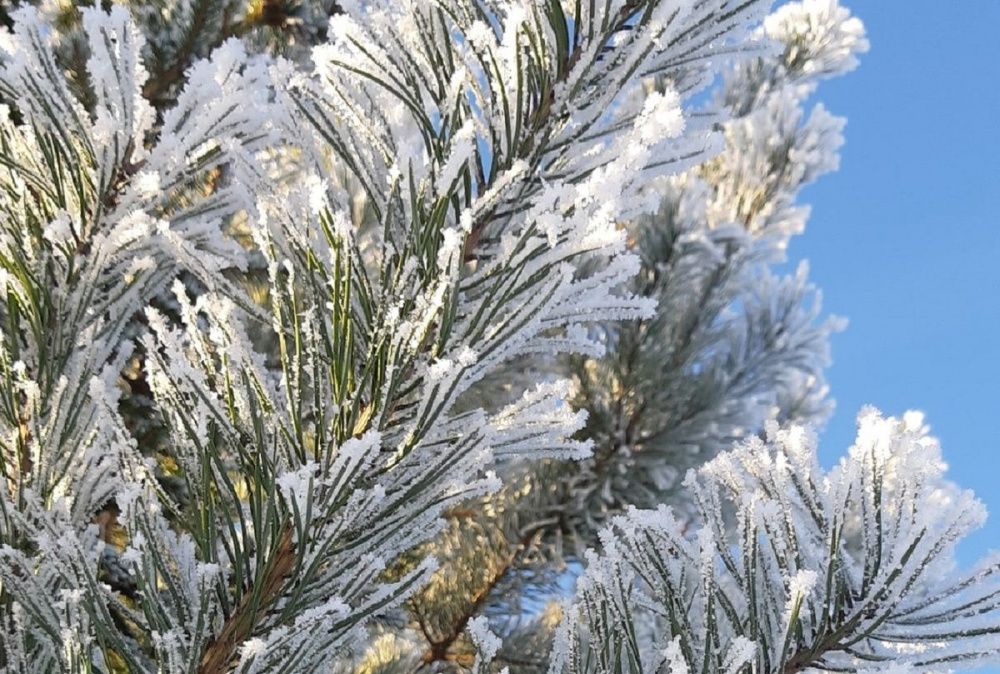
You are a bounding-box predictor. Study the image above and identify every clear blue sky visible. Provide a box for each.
[789,0,1000,656]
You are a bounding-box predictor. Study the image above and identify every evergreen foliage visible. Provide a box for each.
[0,1,996,673]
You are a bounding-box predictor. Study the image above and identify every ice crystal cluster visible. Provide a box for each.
[0,1,995,673]
[551,410,1000,673]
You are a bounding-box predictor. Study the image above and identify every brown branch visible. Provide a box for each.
[781,604,870,674]
[197,525,297,674]
[419,529,536,665]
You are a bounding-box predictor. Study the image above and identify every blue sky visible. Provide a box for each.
[789,0,1000,620]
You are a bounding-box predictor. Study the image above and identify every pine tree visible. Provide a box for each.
[550,410,1000,673]
[0,2,997,673]
[395,1,868,668]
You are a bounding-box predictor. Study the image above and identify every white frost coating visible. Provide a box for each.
[782,568,818,630]
[133,170,162,197]
[0,3,271,669]
[636,88,686,146]
[468,615,503,673]
[556,0,871,536]
[723,637,757,674]
[240,638,267,659]
[437,119,476,197]
[276,462,319,515]
[661,636,689,674]
[764,0,870,77]
[6,1,993,673]
[552,409,1000,674]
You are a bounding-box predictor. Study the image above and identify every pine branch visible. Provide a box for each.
[198,526,297,674]
[552,410,1000,674]
[417,524,536,666]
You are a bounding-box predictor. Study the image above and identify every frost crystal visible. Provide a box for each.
[552,410,1000,673]
[0,1,995,673]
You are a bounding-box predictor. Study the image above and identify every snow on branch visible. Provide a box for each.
[552,409,1000,673]
[0,1,995,673]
